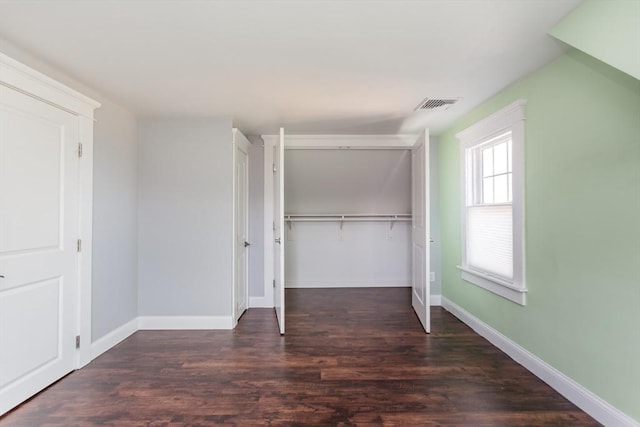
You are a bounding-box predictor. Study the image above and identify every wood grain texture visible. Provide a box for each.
[1,288,599,426]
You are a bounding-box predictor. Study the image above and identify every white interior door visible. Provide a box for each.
[273,128,285,334]
[234,130,250,324]
[0,86,80,414]
[411,129,431,333]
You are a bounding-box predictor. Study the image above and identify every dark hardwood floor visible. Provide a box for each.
[2,288,599,426]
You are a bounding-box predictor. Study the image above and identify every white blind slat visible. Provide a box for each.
[467,205,513,279]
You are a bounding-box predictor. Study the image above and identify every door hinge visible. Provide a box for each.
[273,279,276,288]
[78,143,83,158]
[77,239,82,252]
[75,335,80,349]
[273,163,276,173]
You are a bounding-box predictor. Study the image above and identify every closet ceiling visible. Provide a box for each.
[0,0,582,135]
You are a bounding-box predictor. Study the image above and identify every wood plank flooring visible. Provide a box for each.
[1,288,599,426]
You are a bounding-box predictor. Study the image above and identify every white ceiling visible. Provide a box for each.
[0,0,582,136]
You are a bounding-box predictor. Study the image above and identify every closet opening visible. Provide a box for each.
[262,132,430,335]
[284,149,412,289]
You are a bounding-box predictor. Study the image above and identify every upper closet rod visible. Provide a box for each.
[285,213,412,218]
[284,214,412,230]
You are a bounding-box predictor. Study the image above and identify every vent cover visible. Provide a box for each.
[415,98,458,111]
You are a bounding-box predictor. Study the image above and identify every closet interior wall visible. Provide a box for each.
[284,149,412,288]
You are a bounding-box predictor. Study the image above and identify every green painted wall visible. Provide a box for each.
[550,0,640,80]
[438,49,640,421]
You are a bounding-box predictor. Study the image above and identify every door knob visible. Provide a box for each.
[244,241,251,247]
[275,238,281,244]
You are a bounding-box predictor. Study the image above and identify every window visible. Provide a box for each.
[457,100,526,305]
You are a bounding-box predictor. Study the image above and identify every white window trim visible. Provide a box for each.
[456,100,527,305]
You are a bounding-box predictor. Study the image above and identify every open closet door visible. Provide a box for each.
[412,129,431,333]
[273,128,285,334]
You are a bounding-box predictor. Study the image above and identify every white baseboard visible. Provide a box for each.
[252,293,440,307]
[91,318,138,360]
[285,280,411,288]
[138,315,234,330]
[249,296,273,308]
[442,297,638,427]
[90,315,233,361]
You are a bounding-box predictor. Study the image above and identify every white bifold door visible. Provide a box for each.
[0,86,80,414]
[233,129,251,325]
[412,129,431,333]
[273,128,285,334]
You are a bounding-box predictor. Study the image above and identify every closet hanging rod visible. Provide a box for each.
[285,217,412,222]
[285,214,412,219]
[284,214,412,230]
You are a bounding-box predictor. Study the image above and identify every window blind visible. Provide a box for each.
[467,204,513,280]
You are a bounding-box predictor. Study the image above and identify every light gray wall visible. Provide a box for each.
[285,150,411,214]
[92,100,139,339]
[138,117,233,316]
[247,137,265,297]
[285,222,411,287]
[0,38,140,341]
[284,149,412,288]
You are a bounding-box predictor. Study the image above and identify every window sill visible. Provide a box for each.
[457,266,527,305]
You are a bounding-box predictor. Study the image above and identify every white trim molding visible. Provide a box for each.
[90,315,235,361]
[456,100,527,142]
[0,51,100,118]
[138,316,234,330]
[442,297,639,427]
[77,115,95,368]
[262,134,419,150]
[91,318,139,360]
[457,99,527,305]
[458,267,527,306]
[249,296,274,308]
[261,135,275,310]
[285,280,411,289]
[251,294,440,308]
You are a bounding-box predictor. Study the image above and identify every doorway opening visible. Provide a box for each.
[262,132,431,335]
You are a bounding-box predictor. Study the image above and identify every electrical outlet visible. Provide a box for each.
[429,272,435,282]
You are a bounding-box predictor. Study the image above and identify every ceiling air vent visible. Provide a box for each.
[414,98,458,111]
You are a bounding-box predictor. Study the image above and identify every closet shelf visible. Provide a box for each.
[284,214,412,230]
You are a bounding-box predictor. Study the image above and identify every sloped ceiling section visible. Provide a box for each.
[550,0,640,80]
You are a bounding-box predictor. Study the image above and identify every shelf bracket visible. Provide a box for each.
[390,215,399,231]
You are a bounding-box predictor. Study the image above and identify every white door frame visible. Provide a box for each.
[411,129,431,333]
[260,133,422,309]
[232,128,251,326]
[262,135,276,309]
[273,128,285,334]
[0,52,100,369]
